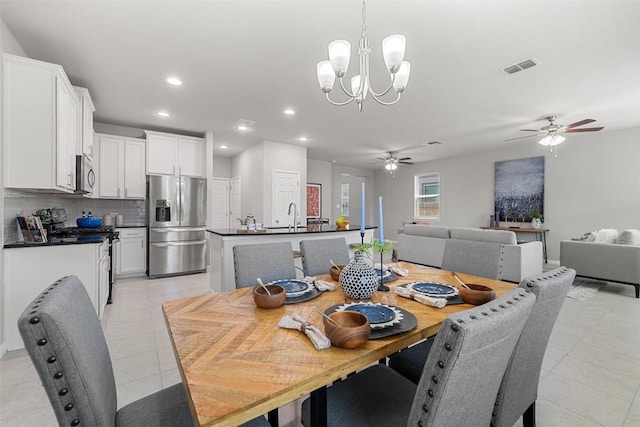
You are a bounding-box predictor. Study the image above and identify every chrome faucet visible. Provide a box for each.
[288,202,298,232]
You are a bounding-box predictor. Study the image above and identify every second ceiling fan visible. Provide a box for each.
[377,151,413,176]
[505,115,604,146]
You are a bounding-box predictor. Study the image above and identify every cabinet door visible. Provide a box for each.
[98,137,122,198]
[81,93,95,161]
[147,134,177,175]
[177,138,204,177]
[56,77,78,191]
[119,236,146,274]
[124,140,146,198]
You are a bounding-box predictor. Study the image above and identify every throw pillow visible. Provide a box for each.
[616,229,640,246]
[592,228,619,244]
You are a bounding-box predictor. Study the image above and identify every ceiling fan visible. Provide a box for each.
[505,115,604,146]
[376,151,414,176]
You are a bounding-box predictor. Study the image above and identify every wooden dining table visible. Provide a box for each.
[162,262,516,427]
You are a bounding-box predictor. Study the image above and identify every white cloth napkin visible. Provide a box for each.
[278,313,331,350]
[302,276,336,292]
[395,286,447,309]
[391,267,409,276]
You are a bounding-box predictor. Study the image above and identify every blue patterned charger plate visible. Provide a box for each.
[270,279,310,297]
[345,303,396,324]
[375,268,398,283]
[409,282,457,297]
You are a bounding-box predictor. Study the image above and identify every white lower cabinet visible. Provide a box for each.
[4,242,105,351]
[115,228,147,278]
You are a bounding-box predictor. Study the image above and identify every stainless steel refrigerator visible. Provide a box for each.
[147,175,207,278]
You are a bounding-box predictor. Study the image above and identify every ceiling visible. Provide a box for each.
[2,0,639,169]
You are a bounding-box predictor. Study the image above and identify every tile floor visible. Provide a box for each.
[1,271,639,426]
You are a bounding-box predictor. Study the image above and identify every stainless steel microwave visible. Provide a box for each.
[75,155,95,195]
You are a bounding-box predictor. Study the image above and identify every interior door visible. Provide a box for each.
[230,176,241,227]
[209,177,230,229]
[272,170,300,227]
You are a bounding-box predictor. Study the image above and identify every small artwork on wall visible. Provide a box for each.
[306,183,322,218]
[494,156,544,222]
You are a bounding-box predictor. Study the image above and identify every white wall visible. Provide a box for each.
[307,159,333,221]
[376,126,640,262]
[332,165,376,227]
[1,19,28,354]
[231,142,264,224]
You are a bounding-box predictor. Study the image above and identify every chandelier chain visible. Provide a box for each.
[361,0,367,40]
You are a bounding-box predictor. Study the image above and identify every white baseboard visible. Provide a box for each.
[0,342,8,359]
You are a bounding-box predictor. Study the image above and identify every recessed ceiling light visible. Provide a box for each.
[284,108,295,115]
[156,111,171,117]
[298,136,308,142]
[166,77,182,86]
[235,119,256,132]
[220,145,228,149]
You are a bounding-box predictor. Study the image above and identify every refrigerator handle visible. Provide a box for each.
[179,176,184,223]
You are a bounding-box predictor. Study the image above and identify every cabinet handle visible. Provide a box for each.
[125,188,128,198]
[68,173,73,186]
[117,188,120,197]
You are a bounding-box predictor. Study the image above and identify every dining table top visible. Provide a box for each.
[162,262,516,426]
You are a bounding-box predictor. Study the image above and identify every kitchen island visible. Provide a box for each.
[207,225,376,292]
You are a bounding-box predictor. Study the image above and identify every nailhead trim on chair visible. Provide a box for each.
[25,277,81,427]
[415,291,529,426]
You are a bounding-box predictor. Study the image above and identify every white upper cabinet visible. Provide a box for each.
[145,130,204,177]
[74,86,96,162]
[3,54,79,192]
[94,133,146,199]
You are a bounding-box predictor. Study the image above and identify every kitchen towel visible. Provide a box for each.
[278,313,331,350]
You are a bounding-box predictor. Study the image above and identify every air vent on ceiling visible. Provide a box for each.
[423,140,442,146]
[501,58,539,75]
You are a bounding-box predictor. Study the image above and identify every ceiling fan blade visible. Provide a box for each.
[398,157,412,161]
[376,157,388,161]
[505,134,538,142]
[566,119,596,129]
[565,127,604,133]
[519,129,540,132]
[398,161,414,165]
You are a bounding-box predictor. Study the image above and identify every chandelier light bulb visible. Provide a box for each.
[382,35,406,73]
[393,61,411,93]
[317,61,336,93]
[328,40,351,77]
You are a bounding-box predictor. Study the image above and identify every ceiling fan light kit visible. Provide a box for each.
[316,0,411,111]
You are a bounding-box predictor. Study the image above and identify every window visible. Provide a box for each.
[415,173,440,219]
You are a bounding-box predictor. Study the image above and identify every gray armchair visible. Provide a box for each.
[18,275,269,427]
[299,237,350,276]
[233,241,297,288]
[441,238,505,280]
[301,288,536,426]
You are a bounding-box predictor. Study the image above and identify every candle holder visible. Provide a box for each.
[378,250,389,292]
[360,231,365,246]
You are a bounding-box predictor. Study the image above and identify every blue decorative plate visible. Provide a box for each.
[345,304,396,324]
[410,282,456,296]
[374,268,391,278]
[270,279,310,296]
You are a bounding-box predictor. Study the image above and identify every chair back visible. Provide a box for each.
[233,241,296,288]
[407,288,536,427]
[299,237,350,276]
[18,275,117,426]
[441,238,504,279]
[492,267,576,427]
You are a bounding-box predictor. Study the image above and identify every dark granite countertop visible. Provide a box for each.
[207,225,377,236]
[4,235,108,249]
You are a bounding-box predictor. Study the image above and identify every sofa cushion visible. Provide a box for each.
[616,229,640,246]
[450,227,517,245]
[403,224,450,238]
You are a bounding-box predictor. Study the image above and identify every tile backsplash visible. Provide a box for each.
[3,190,146,243]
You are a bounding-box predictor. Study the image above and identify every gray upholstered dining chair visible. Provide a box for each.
[441,238,505,279]
[233,241,297,288]
[492,267,576,427]
[299,237,350,276]
[18,275,269,427]
[301,288,536,426]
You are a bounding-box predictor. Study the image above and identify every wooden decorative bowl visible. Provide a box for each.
[253,285,286,308]
[329,264,346,281]
[459,283,496,305]
[323,311,370,348]
[335,221,349,229]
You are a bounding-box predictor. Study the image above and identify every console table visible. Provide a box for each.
[481,226,549,263]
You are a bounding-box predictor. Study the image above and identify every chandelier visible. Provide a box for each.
[316,0,411,112]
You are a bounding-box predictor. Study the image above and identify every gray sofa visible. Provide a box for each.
[397,225,543,283]
[560,240,640,298]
